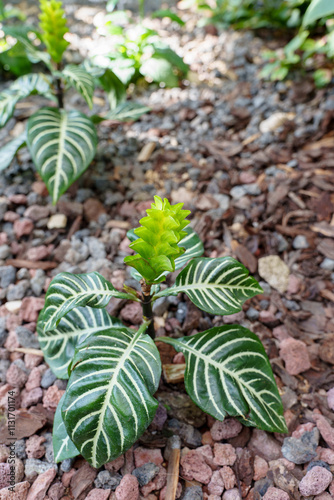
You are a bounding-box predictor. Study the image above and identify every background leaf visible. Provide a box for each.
[158,325,287,433]
[62,323,161,468]
[39,271,135,332]
[102,101,150,122]
[53,394,80,462]
[97,68,126,109]
[0,131,26,171]
[303,0,334,26]
[62,65,95,109]
[140,56,178,86]
[155,257,263,315]
[26,107,97,203]
[37,306,123,379]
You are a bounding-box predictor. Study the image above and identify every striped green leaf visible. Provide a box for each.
[62,65,95,109]
[158,325,287,433]
[154,257,263,315]
[26,107,97,203]
[53,394,79,462]
[104,101,150,121]
[39,271,136,333]
[0,73,52,128]
[62,323,161,468]
[37,306,123,379]
[128,226,204,282]
[0,131,26,171]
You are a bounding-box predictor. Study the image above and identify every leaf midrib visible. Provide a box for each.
[54,109,67,201]
[156,282,261,298]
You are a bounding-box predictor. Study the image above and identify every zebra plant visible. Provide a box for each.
[37,196,287,468]
[0,0,149,203]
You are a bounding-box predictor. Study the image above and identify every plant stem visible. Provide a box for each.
[55,63,64,109]
[139,0,145,19]
[141,280,155,339]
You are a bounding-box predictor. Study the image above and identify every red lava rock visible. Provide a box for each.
[21,387,43,408]
[12,409,46,440]
[287,275,301,295]
[223,311,244,324]
[13,218,34,238]
[32,181,49,196]
[6,363,28,388]
[85,489,111,500]
[0,463,11,488]
[262,487,290,500]
[25,435,46,459]
[24,205,50,221]
[105,455,125,473]
[9,194,27,204]
[220,466,236,489]
[327,387,334,411]
[141,465,167,496]
[202,431,214,446]
[26,367,42,392]
[319,447,334,464]
[0,445,9,463]
[121,447,135,475]
[0,480,30,500]
[292,422,315,438]
[47,482,65,500]
[0,232,8,244]
[4,331,20,352]
[173,353,185,364]
[240,172,256,184]
[134,447,163,468]
[272,326,290,341]
[43,385,64,412]
[299,466,332,496]
[61,469,76,488]
[26,245,50,261]
[19,297,45,323]
[195,194,220,211]
[26,468,56,500]
[115,474,139,500]
[253,455,268,481]
[119,201,137,218]
[83,198,106,222]
[222,489,241,500]
[149,404,167,431]
[314,494,332,500]
[181,450,213,484]
[279,338,311,375]
[4,211,20,222]
[159,482,182,500]
[120,302,143,325]
[213,444,236,466]
[70,463,97,499]
[313,412,334,450]
[248,429,281,461]
[208,470,225,496]
[210,419,242,441]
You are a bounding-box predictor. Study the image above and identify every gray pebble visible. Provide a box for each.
[176,302,188,323]
[0,265,16,288]
[0,317,7,347]
[259,300,269,310]
[61,458,75,472]
[292,235,309,249]
[0,245,11,260]
[246,307,259,321]
[0,359,10,383]
[132,463,160,486]
[282,428,319,464]
[94,470,122,490]
[168,419,202,448]
[230,186,247,200]
[15,439,27,459]
[320,258,334,271]
[153,296,169,316]
[307,460,331,472]
[182,486,203,500]
[6,280,30,301]
[24,458,57,480]
[41,368,57,389]
[16,326,40,349]
[283,299,300,311]
[243,183,261,196]
[259,281,271,295]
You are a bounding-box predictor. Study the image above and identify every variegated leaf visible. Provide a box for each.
[26,107,97,203]
[104,101,150,121]
[0,131,26,171]
[62,65,95,109]
[62,323,161,468]
[37,306,123,379]
[158,325,287,433]
[39,271,136,333]
[154,257,263,315]
[53,394,79,462]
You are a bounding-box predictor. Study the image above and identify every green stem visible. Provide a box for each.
[55,63,64,109]
[141,281,155,339]
[139,0,145,19]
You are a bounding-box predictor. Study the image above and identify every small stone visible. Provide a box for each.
[314,494,332,500]
[328,388,334,411]
[320,258,334,271]
[320,447,334,464]
[24,205,50,221]
[307,460,331,472]
[253,456,268,481]
[43,385,64,412]
[287,275,301,294]
[222,489,241,500]
[0,266,16,288]
[94,470,121,490]
[262,487,290,500]
[86,489,111,500]
[299,466,332,496]
[24,459,57,481]
[220,466,236,489]
[213,443,236,466]
[0,481,30,500]
[181,450,213,484]
[279,338,311,375]
[134,447,163,468]
[5,301,22,314]
[281,428,319,464]
[60,459,74,473]
[26,468,56,500]
[21,388,43,408]
[313,413,334,450]
[0,463,11,488]
[47,214,67,229]
[210,419,242,441]
[26,245,50,261]
[208,470,225,496]
[258,256,289,293]
[6,362,28,388]
[13,218,34,238]
[25,435,46,459]
[16,327,40,350]
[105,455,125,473]
[292,235,309,249]
[115,474,139,500]
[0,446,9,463]
[83,198,106,222]
[120,302,143,324]
[182,486,203,500]
[132,463,159,487]
[41,369,57,389]
[19,297,44,323]
[248,429,282,461]
[230,186,247,200]
[246,307,259,320]
[47,482,65,500]
[140,465,167,496]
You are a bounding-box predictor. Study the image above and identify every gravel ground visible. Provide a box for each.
[1,2,334,500]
